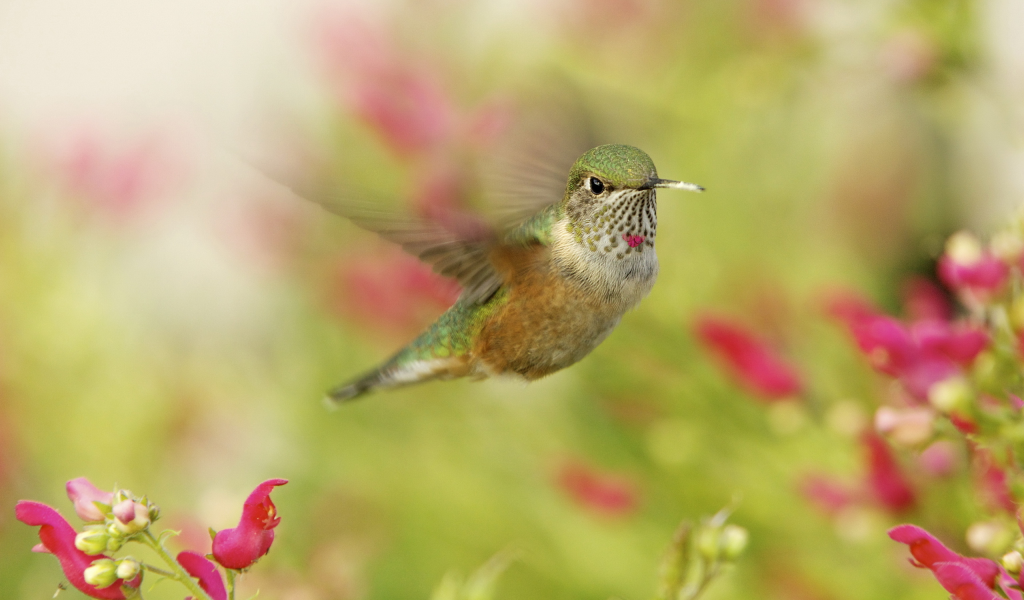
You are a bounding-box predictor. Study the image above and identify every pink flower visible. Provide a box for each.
[15,501,135,599]
[798,475,855,516]
[314,17,455,158]
[66,478,113,523]
[902,277,952,323]
[177,551,227,600]
[939,255,1008,298]
[845,312,987,401]
[974,450,1017,514]
[212,479,287,570]
[918,440,960,477]
[933,563,1004,600]
[889,524,1000,587]
[694,315,803,401]
[557,462,637,517]
[862,433,916,513]
[41,129,184,220]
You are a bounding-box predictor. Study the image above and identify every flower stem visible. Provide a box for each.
[140,531,212,600]
[226,568,236,600]
[141,563,177,578]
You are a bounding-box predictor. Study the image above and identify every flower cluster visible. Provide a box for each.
[16,477,286,600]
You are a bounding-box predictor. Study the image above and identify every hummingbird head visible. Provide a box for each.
[561,144,701,255]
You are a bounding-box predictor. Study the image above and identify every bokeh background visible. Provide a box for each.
[1,0,1023,598]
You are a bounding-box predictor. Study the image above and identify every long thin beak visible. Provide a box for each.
[643,178,705,192]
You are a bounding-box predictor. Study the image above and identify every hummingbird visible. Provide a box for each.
[327,143,702,403]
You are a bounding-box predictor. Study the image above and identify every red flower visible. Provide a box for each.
[889,524,1000,587]
[212,479,287,570]
[694,315,803,401]
[178,551,227,600]
[66,477,113,523]
[557,462,637,517]
[15,501,134,599]
[862,433,916,513]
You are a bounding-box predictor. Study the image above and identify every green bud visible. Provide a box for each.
[720,525,749,561]
[83,558,118,588]
[74,529,110,556]
[696,527,721,561]
[1003,551,1023,574]
[928,378,972,414]
[115,558,141,581]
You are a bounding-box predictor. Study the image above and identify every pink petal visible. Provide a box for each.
[177,551,227,600]
[66,478,113,522]
[849,315,915,377]
[557,462,637,516]
[933,562,1002,600]
[694,316,803,401]
[939,255,1008,295]
[799,474,855,516]
[15,501,126,599]
[862,433,915,513]
[902,277,952,322]
[889,525,1000,587]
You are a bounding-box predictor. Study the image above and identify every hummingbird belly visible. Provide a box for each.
[472,248,654,380]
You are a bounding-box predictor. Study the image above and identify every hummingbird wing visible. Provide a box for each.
[342,206,508,305]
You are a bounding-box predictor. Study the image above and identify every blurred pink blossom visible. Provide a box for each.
[939,255,1008,300]
[838,307,987,402]
[314,15,455,158]
[40,129,185,219]
[694,315,803,401]
[330,250,462,337]
[862,432,916,513]
[880,31,939,83]
[973,450,1017,515]
[918,441,960,478]
[557,461,637,517]
[799,475,855,516]
[901,277,952,323]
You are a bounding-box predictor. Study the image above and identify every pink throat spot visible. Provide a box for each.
[623,234,645,248]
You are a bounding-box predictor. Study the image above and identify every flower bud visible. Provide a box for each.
[1002,551,1023,574]
[928,377,972,414]
[720,525,749,560]
[74,529,110,556]
[966,521,1012,555]
[696,527,721,561]
[83,558,118,588]
[991,232,1024,264]
[112,499,151,535]
[946,231,983,265]
[115,558,141,581]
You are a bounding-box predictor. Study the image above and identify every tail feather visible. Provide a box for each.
[324,356,471,406]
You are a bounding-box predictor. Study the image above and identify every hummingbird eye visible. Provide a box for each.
[588,177,605,195]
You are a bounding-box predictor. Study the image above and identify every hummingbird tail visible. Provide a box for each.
[324,355,473,406]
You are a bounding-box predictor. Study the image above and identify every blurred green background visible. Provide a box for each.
[1,0,1022,597]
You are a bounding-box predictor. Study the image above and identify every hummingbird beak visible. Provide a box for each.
[642,178,705,192]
